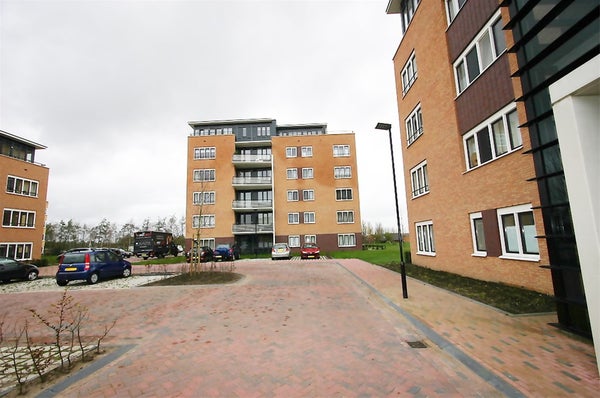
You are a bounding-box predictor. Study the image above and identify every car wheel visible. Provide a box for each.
[122,267,131,278]
[87,272,99,285]
[27,271,39,281]
[57,280,68,286]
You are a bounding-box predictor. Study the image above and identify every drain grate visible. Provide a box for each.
[406,340,427,348]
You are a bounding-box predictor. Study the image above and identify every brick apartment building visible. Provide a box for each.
[385,0,598,351]
[185,119,363,256]
[0,130,49,260]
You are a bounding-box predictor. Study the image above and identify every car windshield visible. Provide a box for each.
[304,243,317,248]
[217,245,230,249]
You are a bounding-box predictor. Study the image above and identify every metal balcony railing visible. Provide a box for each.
[231,176,272,186]
[232,200,273,210]
[232,154,272,163]
[232,223,274,234]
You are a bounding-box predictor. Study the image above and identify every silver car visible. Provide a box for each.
[271,243,291,260]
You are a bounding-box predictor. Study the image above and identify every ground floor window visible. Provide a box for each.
[469,212,486,255]
[338,234,356,247]
[289,235,300,247]
[304,235,316,244]
[497,204,539,260]
[0,243,33,260]
[416,221,435,255]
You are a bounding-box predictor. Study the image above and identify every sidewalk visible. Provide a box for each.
[338,259,599,397]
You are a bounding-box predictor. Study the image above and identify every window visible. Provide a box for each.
[445,0,467,24]
[416,221,435,255]
[497,204,539,260]
[454,12,506,94]
[289,235,300,248]
[0,243,33,260]
[6,176,39,197]
[304,235,317,244]
[406,104,424,145]
[333,145,350,157]
[470,212,486,255]
[197,238,215,249]
[301,146,313,157]
[334,166,352,179]
[192,215,215,228]
[463,105,523,170]
[337,211,354,224]
[257,126,271,136]
[286,147,297,158]
[2,209,35,228]
[401,52,418,94]
[399,0,421,34]
[303,190,315,201]
[338,234,356,248]
[288,213,300,224]
[410,161,429,198]
[287,190,299,201]
[335,188,353,201]
[194,147,216,159]
[303,212,315,224]
[193,169,215,182]
[193,191,215,205]
[302,168,314,179]
[286,168,298,179]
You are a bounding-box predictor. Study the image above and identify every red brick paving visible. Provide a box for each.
[2,259,599,397]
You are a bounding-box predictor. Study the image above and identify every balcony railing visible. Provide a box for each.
[232,154,272,163]
[232,176,272,186]
[232,200,273,210]
[232,223,274,234]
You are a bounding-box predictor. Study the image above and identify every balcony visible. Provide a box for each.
[232,200,273,211]
[232,223,274,234]
[232,154,272,168]
[232,176,272,189]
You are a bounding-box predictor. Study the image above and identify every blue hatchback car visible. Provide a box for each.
[56,249,132,286]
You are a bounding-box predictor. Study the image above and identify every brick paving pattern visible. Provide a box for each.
[0,259,598,397]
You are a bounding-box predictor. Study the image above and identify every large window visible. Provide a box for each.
[334,166,352,179]
[497,204,539,260]
[337,211,354,224]
[416,221,435,255]
[288,213,300,224]
[194,147,216,160]
[289,235,300,248]
[286,147,297,158]
[287,190,299,201]
[454,12,506,94]
[6,176,39,197]
[303,190,315,201]
[338,234,356,248]
[469,212,486,256]
[464,105,522,170]
[192,214,215,228]
[399,0,421,34]
[301,146,313,157]
[333,145,350,157]
[445,0,468,25]
[286,168,298,179]
[193,191,215,205]
[303,212,315,224]
[401,52,418,94]
[2,209,35,228]
[410,160,429,198]
[302,168,314,179]
[193,169,215,182]
[335,188,353,201]
[0,243,33,260]
[406,104,423,145]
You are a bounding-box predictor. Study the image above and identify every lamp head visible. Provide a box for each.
[375,122,392,130]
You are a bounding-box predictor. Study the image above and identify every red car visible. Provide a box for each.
[300,243,320,259]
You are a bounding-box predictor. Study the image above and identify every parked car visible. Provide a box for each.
[56,249,132,286]
[0,257,39,282]
[110,248,132,258]
[214,244,235,261]
[271,243,291,260]
[186,246,214,263]
[300,243,320,259]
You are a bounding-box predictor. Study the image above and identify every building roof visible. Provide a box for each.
[0,129,47,150]
[188,118,275,127]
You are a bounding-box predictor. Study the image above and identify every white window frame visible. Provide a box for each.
[288,213,300,224]
[192,214,215,229]
[336,210,354,224]
[193,169,215,182]
[193,191,215,205]
[338,233,356,248]
[287,190,299,202]
[288,235,300,248]
[463,103,522,171]
[333,145,350,157]
[301,146,313,157]
[302,168,314,179]
[303,190,315,201]
[406,104,424,145]
[453,11,506,95]
[0,242,33,260]
[194,147,216,160]
[286,147,297,158]
[2,209,36,228]
[497,204,540,261]
[335,188,353,201]
[415,220,435,256]
[401,51,418,95]
[286,168,298,179]
[334,166,352,179]
[469,212,487,256]
[303,212,316,224]
[445,0,467,25]
[6,176,39,197]
[304,234,317,244]
[410,160,429,198]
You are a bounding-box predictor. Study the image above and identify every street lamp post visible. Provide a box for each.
[375,122,408,299]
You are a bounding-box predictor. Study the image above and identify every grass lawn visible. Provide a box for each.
[331,243,555,315]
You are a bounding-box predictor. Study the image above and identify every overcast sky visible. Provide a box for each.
[1,0,407,232]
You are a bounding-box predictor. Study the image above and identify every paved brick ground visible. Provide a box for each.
[1,259,598,397]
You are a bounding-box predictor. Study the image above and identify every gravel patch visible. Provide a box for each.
[0,274,176,294]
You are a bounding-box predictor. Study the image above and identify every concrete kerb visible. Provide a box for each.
[334,260,527,398]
